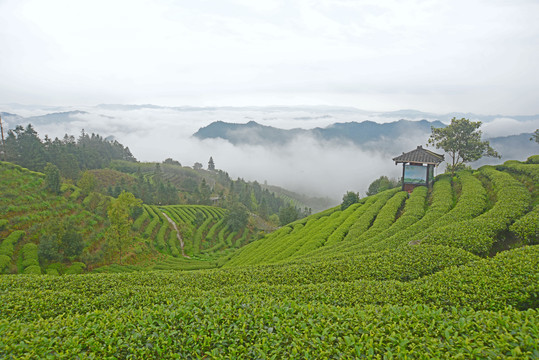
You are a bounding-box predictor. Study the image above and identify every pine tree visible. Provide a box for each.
[44,163,61,194]
[208,156,215,171]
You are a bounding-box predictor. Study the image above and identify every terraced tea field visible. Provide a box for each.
[0,161,256,274]
[0,157,538,358]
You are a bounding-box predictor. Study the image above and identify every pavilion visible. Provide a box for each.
[392,145,444,193]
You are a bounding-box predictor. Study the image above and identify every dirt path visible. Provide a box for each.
[162,212,190,258]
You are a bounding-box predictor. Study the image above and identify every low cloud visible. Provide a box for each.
[481,117,538,139]
[5,105,519,201]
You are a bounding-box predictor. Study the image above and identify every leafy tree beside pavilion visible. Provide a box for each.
[532,129,539,143]
[428,117,500,176]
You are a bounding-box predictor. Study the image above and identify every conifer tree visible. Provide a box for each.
[44,163,61,194]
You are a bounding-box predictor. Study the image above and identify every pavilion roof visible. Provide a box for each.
[392,145,444,165]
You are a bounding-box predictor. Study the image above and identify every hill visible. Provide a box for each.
[0,156,538,357]
[0,161,267,274]
[0,122,327,221]
[194,119,538,163]
[193,119,446,149]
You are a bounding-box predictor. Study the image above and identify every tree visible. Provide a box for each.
[44,163,61,194]
[341,191,360,210]
[38,234,62,262]
[532,129,539,144]
[279,204,298,226]
[208,156,215,171]
[78,171,96,195]
[197,178,211,205]
[428,117,500,176]
[107,191,142,264]
[366,176,399,196]
[193,162,203,170]
[163,158,181,166]
[62,230,84,258]
[6,124,47,171]
[225,203,249,231]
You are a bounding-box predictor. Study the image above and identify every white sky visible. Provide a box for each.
[1,0,539,114]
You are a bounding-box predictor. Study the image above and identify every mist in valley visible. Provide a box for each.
[3,105,536,202]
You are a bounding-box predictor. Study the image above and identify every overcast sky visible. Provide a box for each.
[1,0,538,114]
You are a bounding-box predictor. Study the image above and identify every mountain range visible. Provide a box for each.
[193,119,537,162]
[1,105,537,164]
[193,119,446,147]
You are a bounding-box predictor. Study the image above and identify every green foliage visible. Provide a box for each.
[510,205,539,245]
[531,129,539,143]
[429,117,500,175]
[44,162,61,194]
[422,167,531,255]
[340,191,359,210]
[0,245,538,358]
[62,230,84,258]
[344,188,400,242]
[0,219,8,231]
[0,255,11,273]
[193,210,205,227]
[2,149,539,357]
[0,230,25,257]
[64,262,86,275]
[279,204,298,225]
[77,170,97,195]
[46,263,66,276]
[38,234,61,262]
[527,154,539,164]
[366,175,399,196]
[23,265,41,274]
[45,268,60,276]
[107,191,142,264]
[225,203,249,232]
[5,124,135,178]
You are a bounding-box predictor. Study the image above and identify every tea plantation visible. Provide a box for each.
[0,157,538,358]
[0,161,258,274]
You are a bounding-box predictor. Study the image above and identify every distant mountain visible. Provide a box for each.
[193,120,308,145]
[471,133,538,166]
[193,119,446,148]
[0,112,23,124]
[25,111,105,124]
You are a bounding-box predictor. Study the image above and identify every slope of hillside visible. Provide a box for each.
[0,161,260,274]
[0,156,538,358]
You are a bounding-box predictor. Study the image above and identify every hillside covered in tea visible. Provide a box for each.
[0,155,538,358]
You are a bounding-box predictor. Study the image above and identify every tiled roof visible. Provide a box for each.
[392,145,444,165]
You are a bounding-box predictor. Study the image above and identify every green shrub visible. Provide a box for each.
[23,265,41,274]
[21,242,40,273]
[65,262,86,275]
[422,167,531,255]
[0,254,11,272]
[0,219,8,231]
[510,205,539,245]
[47,262,67,275]
[45,268,60,276]
[526,154,539,164]
[0,230,25,257]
